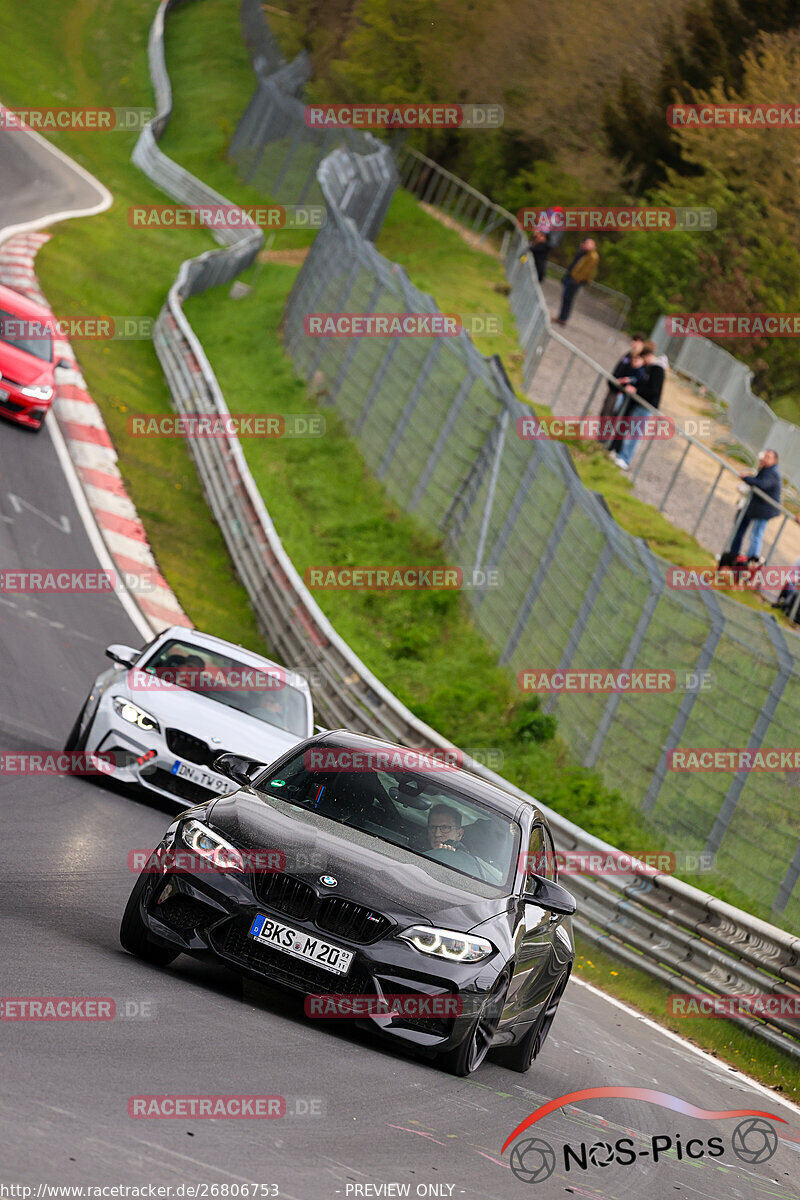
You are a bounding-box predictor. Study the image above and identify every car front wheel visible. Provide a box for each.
[439,971,510,1077]
[63,695,92,751]
[120,873,180,967]
[493,969,571,1073]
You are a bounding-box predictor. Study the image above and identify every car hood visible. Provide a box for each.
[0,342,53,387]
[208,791,512,930]
[115,675,305,764]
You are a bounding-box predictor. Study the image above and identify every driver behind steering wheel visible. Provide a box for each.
[426,804,468,854]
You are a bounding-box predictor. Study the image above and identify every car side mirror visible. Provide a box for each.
[525,874,577,916]
[105,644,139,667]
[213,752,265,787]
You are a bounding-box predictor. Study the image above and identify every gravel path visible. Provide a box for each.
[534,279,800,572]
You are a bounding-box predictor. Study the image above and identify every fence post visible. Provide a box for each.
[542,539,616,715]
[469,452,544,607]
[472,409,510,576]
[641,588,725,817]
[658,438,692,513]
[774,839,800,916]
[499,487,577,664]
[584,542,665,767]
[377,340,443,480]
[329,274,386,402]
[691,463,725,537]
[409,369,477,512]
[704,614,793,859]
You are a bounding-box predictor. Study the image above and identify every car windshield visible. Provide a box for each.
[254,749,521,891]
[0,308,53,362]
[139,638,308,737]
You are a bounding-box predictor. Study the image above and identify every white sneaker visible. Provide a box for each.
[616,456,630,471]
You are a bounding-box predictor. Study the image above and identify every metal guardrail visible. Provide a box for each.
[129,0,800,1060]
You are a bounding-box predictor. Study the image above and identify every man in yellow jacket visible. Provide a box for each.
[555,238,599,325]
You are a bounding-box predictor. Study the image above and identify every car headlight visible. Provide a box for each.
[180,819,244,870]
[397,925,494,963]
[20,384,54,401]
[112,695,160,732]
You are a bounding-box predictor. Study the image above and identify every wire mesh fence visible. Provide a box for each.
[228,0,800,927]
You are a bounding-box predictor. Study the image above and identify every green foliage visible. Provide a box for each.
[500,162,594,224]
[508,696,557,744]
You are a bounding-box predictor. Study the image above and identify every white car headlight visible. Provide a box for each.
[20,384,54,400]
[112,695,160,732]
[398,925,494,963]
[180,819,244,870]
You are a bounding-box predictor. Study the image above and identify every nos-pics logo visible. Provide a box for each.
[502,1087,785,1185]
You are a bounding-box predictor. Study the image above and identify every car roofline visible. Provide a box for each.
[145,626,311,693]
[310,728,534,821]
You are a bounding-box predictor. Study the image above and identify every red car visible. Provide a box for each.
[0,283,68,431]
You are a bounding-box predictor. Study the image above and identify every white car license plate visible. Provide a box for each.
[249,914,354,975]
[171,758,230,794]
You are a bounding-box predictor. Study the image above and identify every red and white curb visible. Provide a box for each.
[0,232,191,633]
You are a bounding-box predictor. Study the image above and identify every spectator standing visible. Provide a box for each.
[599,333,645,444]
[611,342,668,469]
[723,449,782,562]
[555,238,599,325]
[600,333,645,419]
[528,207,565,283]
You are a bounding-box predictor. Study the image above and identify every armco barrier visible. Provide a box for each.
[131,0,800,1059]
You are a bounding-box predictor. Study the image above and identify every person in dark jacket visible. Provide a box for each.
[527,208,565,283]
[725,449,782,561]
[555,238,599,324]
[611,343,668,469]
[600,333,645,422]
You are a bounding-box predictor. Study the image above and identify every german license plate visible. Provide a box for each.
[249,914,354,975]
[170,758,230,794]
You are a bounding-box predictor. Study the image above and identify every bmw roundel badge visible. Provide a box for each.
[319,875,338,888]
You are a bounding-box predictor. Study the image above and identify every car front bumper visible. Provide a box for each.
[133,860,507,1054]
[89,706,235,807]
[0,384,51,428]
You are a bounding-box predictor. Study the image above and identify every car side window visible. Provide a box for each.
[523,824,546,894]
[542,827,557,881]
[523,823,557,890]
